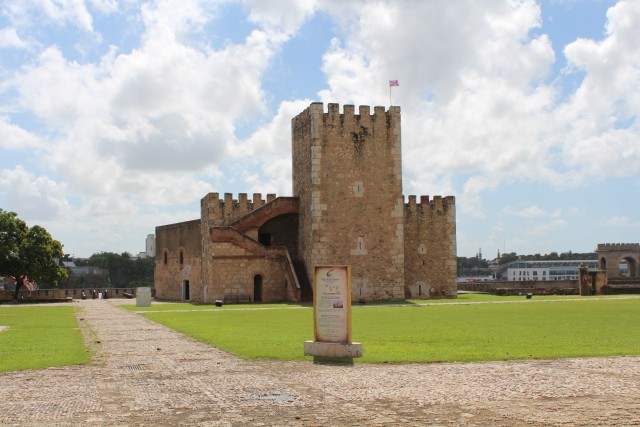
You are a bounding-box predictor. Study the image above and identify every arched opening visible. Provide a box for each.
[257,214,299,257]
[599,256,607,272]
[253,275,263,302]
[183,280,190,301]
[621,257,637,278]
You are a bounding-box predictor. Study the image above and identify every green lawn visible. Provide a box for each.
[126,295,640,363]
[0,306,90,373]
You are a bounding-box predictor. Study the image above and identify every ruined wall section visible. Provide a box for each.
[404,196,457,298]
[154,220,203,302]
[292,103,405,300]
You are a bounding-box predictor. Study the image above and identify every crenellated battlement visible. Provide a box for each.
[404,195,456,215]
[201,192,277,226]
[293,102,400,134]
[597,243,640,252]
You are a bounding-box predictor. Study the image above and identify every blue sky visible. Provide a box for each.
[0,0,638,259]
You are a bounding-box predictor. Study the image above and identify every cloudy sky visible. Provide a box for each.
[0,0,638,259]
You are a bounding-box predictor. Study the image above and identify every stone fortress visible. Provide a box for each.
[154,103,457,303]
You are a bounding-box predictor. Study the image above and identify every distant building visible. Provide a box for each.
[146,234,155,257]
[137,234,156,259]
[495,260,599,282]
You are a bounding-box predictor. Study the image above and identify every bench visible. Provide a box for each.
[223,294,252,304]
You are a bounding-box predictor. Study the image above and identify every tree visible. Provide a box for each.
[84,252,154,287]
[498,252,519,265]
[0,209,67,299]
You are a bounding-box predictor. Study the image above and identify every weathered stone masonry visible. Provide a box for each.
[154,103,457,303]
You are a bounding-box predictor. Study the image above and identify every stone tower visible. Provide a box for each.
[292,103,406,300]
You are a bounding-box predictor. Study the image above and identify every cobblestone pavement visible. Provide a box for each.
[1,299,640,426]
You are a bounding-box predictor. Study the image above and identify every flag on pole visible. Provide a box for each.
[389,80,399,106]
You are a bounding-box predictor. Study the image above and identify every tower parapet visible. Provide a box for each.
[597,243,640,252]
[201,192,276,228]
[404,195,457,298]
[405,195,455,215]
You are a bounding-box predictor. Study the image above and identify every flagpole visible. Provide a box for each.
[389,80,398,106]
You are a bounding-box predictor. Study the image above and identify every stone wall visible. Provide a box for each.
[200,227,299,303]
[0,287,139,302]
[404,195,457,298]
[292,103,406,300]
[154,220,203,302]
[457,280,578,295]
[204,247,291,303]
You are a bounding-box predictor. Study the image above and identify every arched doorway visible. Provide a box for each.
[253,275,263,302]
[183,280,190,301]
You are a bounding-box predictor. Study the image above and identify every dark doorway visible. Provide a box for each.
[253,275,263,302]
[258,233,271,246]
[183,280,190,301]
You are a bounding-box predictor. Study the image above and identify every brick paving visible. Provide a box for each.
[1,299,640,426]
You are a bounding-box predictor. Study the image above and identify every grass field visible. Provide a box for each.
[126,295,640,363]
[0,305,90,373]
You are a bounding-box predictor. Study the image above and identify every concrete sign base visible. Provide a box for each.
[304,340,363,358]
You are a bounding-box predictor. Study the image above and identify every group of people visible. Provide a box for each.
[80,289,109,300]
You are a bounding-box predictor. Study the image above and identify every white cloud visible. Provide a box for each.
[235,99,312,195]
[309,0,564,213]
[600,215,640,227]
[459,176,497,219]
[502,205,547,218]
[0,166,70,221]
[0,27,29,49]
[244,0,318,39]
[0,116,44,150]
[8,0,281,200]
[87,0,119,14]
[559,0,640,178]
[526,218,568,235]
[0,0,298,255]
[501,205,566,218]
[4,0,95,32]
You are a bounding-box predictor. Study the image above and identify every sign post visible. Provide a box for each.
[304,265,363,361]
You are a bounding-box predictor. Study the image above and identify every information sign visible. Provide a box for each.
[313,265,352,343]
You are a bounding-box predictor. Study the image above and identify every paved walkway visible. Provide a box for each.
[1,299,640,426]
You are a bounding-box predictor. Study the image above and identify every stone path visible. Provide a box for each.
[1,299,640,426]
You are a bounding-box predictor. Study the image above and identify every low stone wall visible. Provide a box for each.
[458,280,578,295]
[0,287,146,303]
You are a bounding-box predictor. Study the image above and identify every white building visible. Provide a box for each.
[137,234,156,259]
[496,260,599,282]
